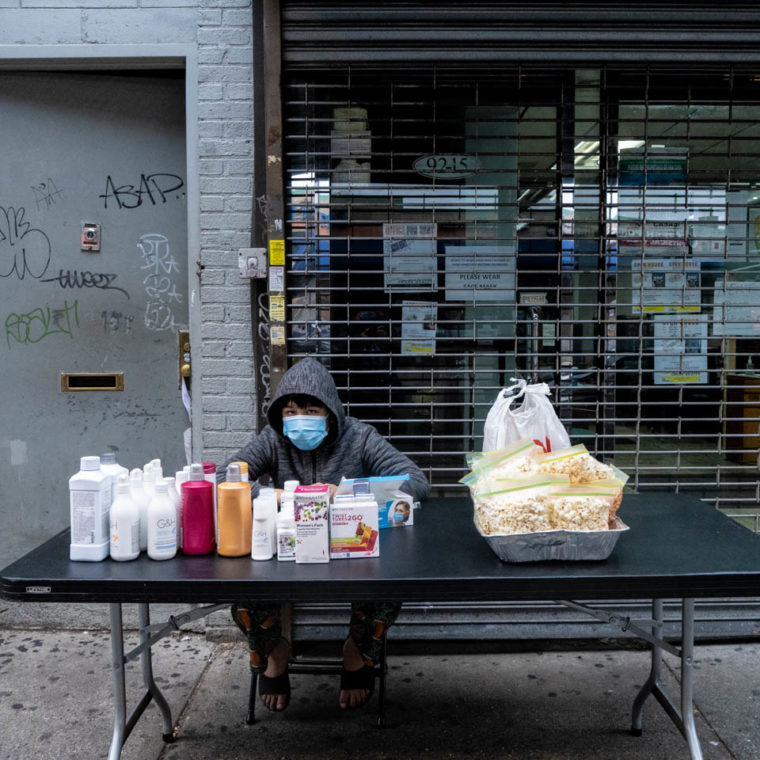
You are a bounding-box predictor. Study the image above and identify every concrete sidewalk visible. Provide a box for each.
[1,629,759,760]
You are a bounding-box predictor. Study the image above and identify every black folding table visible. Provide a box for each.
[3,493,760,760]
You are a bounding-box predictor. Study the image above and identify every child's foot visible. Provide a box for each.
[339,636,374,709]
[259,639,291,711]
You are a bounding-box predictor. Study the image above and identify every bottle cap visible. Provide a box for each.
[130,468,143,482]
[189,463,205,481]
[226,463,242,482]
[155,480,168,494]
[81,456,100,471]
[202,462,216,475]
[151,458,161,468]
[175,470,189,484]
[116,473,130,492]
[232,461,248,475]
[100,452,117,465]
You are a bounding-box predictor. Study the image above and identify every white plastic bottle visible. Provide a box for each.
[163,477,182,550]
[147,479,177,560]
[100,452,128,501]
[129,468,150,552]
[143,461,157,504]
[276,504,296,561]
[259,487,278,549]
[251,494,274,560]
[69,456,112,561]
[110,474,140,561]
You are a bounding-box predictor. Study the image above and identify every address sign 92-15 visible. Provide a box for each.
[413,154,479,179]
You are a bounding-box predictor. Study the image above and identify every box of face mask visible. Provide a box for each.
[378,492,415,529]
[336,476,415,530]
[294,484,330,563]
[329,494,379,559]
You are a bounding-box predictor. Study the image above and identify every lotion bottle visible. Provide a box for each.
[217,463,252,557]
[147,479,177,560]
[129,468,150,551]
[180,463,215,555]
[110,474,140,561]
[100,452,128,502]
[251,494,274,560]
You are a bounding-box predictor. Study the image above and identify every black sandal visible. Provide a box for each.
[258,669,291,712]
[339,664,375,709]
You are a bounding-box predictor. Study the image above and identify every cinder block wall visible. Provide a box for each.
[0,0,256,632]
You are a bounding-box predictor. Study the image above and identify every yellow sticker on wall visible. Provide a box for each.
[269,294,286,322]
[269,240,285,265]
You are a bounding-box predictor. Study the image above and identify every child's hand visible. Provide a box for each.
[314,482,338,501]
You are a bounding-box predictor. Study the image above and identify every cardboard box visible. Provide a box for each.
[378,492,415,529]
[330,495,379,559]
[294,484,330,563]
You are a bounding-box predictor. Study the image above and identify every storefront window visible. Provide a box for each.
[283,65,760,526]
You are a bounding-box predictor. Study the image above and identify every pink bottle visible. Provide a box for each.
[180,463,215,555]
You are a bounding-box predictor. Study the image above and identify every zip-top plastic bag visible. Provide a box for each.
[482,378,570,454]
[460,438,542,495]
[472,474,570,535]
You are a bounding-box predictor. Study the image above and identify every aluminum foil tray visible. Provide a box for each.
[476,517,629,563]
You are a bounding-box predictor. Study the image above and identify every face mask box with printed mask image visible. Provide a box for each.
[336,475,415,530]
[329,494,379,559]
[294,484,330,563]
[378,493,414,529]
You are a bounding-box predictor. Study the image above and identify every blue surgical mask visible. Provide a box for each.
[282,415,328,451]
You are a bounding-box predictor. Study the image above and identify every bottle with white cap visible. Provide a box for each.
[251,491,275,560]
[163,477,182,550]
[147,479,177,560]
[259,486,278,549]
[276,501,296,561]
[100,452,128,502]
[217,464,252,557]
[110,474,140,561]
[129,468,150,551]
[69,456,111,561]
[143,461,157,504]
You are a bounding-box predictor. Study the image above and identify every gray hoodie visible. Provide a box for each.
[217,356,430,501]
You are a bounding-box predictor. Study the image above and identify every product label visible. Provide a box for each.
[71,491,97,545]
[277,530,296,560]
[153,517,176,551]
[294,487,329,563]
[330,501,379,559]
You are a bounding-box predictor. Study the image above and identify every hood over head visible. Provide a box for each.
[266,356,346,441]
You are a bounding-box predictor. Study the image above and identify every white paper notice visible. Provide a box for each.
[631,258,701,313]
[401,301,437,355]
[444,245,516,302]
[383,223,438,292]
[653,314,708,384]
[713,278,760,336]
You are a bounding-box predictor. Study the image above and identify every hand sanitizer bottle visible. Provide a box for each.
[110,474,140,561]
[147,480,177,560]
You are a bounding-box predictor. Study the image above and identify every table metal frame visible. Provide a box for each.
[4,494,760,760]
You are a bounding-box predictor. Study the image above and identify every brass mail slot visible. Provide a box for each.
[61,372,124,392]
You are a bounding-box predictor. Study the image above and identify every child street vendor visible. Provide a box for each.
[217,356,430,713]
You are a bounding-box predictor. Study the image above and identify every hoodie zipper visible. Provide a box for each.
[311,451,317,484]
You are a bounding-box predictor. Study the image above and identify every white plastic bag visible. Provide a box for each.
[482,378,570,454]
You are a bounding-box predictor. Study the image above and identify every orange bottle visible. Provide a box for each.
[217,463,252,557]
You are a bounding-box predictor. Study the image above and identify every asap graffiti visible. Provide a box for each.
[100,173,184,210]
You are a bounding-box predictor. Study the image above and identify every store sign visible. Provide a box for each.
[413,154,479,180]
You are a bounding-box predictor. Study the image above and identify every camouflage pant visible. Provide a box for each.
[231,600,401,672]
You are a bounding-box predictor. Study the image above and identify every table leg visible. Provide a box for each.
[630,598,664,735]
[681,598,703,760]
[137,603,176,742]
[108,603,127,760]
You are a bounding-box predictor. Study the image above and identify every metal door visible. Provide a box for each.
[0,71,188,565]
